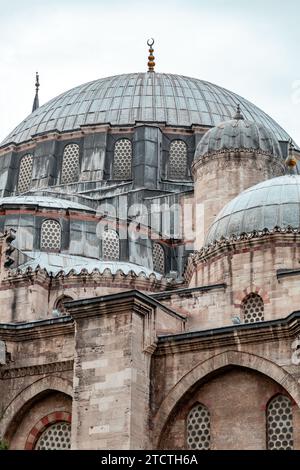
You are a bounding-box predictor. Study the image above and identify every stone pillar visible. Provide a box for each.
[133,126,162,189]
[68,292,156,450]
[193,151,285,249]
[0,150,18,196]
[31,140,58,189]
[81,131,107,182]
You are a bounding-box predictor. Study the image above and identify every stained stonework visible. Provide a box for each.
[192,152,284,248]
[0,68,299,451]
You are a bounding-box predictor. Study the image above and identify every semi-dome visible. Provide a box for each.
[195,108,283,159]
[1,73,292,147]
[206,175,300,245]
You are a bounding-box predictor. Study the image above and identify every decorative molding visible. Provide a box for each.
[185,228,300,282]
[192,148,284,175]
[0,317,74,341]
[25,411,71,450]
[0,360,74,379]
[156,311,300,356]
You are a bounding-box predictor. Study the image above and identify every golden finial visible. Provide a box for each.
[285,139,298,171]
[147,38,155,72]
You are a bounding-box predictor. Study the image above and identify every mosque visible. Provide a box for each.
[0,41,300,450]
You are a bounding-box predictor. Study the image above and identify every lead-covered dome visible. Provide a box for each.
[1,73,292,147]
[206,175,300,245]
[195,109,283,159]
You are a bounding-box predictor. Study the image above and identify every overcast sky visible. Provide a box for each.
[1,0,300,143]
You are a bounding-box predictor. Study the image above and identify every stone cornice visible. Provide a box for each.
[156,311,300,355]
[151,283,227,300]
[0,359,74,379]
[0,122,206,157]
[66,289,186,321]
[1,268,171,292]
[192,148,284,175]
[185,229,300,282]
[0,316,74,341]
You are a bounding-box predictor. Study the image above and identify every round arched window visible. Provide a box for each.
[34,422,71,450]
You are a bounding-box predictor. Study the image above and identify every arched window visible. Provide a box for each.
[18,154,33,193]
[187,403,210,450]
[102,229,120,261]
[242,293,264,323]
[55,296,73,315]
[61,143,80,184]
[153,242,165,274]
[34,422,71,450]
[41,219,61,252]
[267,395,293,450]
[168,140,187,180]
[113,139,132,180]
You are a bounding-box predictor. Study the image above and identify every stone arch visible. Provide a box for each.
[234,285,270,309]
[0,375,72,441]
[153,350,300,447]
[25,411,72,450]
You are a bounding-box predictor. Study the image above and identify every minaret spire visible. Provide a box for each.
[233,103,244,120]
[285,138,298,173]
[32,72,40,113]
[147,39,155,72]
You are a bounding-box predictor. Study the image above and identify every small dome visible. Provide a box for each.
[195,110,283,160]
[206,175,300,245]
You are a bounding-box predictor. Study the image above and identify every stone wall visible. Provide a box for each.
[193,152,284,249]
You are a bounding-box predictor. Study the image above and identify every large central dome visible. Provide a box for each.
[1,73,292,147]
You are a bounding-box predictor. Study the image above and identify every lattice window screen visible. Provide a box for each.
[113,139,132,180]
[168,140,187,180]
[267,395,293,450]
[187,403,211,450]
[18,154,33,193]
[153,243,165,274]
[35,422,71,450]
[61,144,80,184]
[41,220,61,252]
[242,293,264,323]
[103,229,120,261]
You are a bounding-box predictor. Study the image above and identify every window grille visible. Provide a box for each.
[242,293,264,323]
[41,220,61,252]
[18,154,33,193]
[61,144,80,184]
[153,243,165,274]
[168,140,187,180]
[35,422,71,450]
[187,403,211,450]
[102,229,120,261]
[113,139,132,180]
[267,395,293,450]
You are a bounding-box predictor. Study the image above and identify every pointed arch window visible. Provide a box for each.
[242,293,264,323]
[113,139,132,180]
[168,140,187,180]
[41,219,61,252]
[18,154,33,193]
[102,229,120,261]
[267,395,293,450]
[186,403,211,450]
[61,144,80,184]
[153,242,165,274]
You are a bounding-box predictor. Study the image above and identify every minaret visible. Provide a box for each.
[32,72,40,113]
